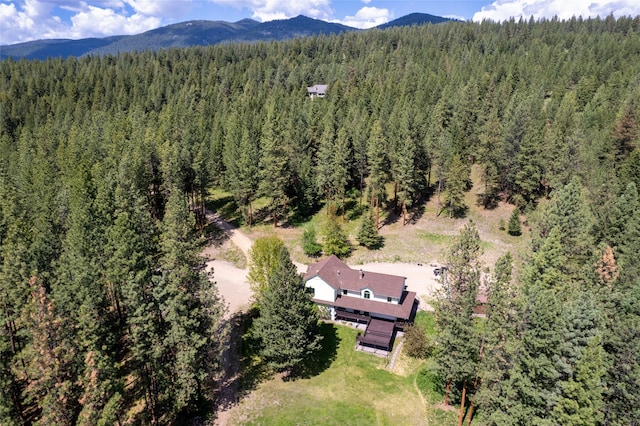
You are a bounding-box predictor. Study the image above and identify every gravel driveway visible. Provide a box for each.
[202,212,443,316]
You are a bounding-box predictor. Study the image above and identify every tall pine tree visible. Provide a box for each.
[253,246,322,376]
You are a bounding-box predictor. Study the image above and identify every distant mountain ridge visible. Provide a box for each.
[0,13,455,60]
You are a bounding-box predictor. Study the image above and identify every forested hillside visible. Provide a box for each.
[1,16,639,424]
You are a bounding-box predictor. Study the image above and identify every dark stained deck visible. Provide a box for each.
[357,318,396,351]
[335,309,370,324]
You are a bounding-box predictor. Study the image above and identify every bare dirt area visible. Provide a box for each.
[204,259,252,315]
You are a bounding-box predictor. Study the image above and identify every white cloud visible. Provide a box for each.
[210,0,332,21]
[0,0,168,44]
[362,0,371,4]
[68,6,161,39]
[336,6,391,29]
[473,0,640,22]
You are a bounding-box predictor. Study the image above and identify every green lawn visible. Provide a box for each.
[228,321,457,425]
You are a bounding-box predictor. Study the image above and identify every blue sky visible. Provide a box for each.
[2,0,640,45]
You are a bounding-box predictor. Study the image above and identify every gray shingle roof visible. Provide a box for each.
[306,84,327,94]
[314,290,416,320]
[304,255,406,299]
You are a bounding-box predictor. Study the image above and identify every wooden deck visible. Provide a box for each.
[356,318,396,351]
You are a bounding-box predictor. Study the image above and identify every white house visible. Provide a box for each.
[306,84,327,98]
[304,255,417,323]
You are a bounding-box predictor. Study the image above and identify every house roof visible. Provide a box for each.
[307,84,327,93]
[314,290,416,320]
[304,255,406,299]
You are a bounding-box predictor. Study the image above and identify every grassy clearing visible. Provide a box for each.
[228,322,456,425]
[206,164,532,274]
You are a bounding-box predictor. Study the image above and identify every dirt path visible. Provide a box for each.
[214,313,244,426]
[206,211,254,258]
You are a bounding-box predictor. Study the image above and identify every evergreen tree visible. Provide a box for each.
[507,208,522,236]
[367,120,389,228]
[155,188,224,418]
[443,154,468,218]
[315,114,336,209]
[395,108,427,224]
[605,182,638,251]
[259,101,290,227]
[322,214,351,258]
[104,177,164,423]
[253,246,322,376]
[543,91,579,192]
[22,277,79,425]
[504,228,567,424]
[356,209,383,249]
[534,176,594,281]
[598,202,640,424]
[302,226,322,258]
[477,108,503,208]
[224,115,259,226]
[332,126,352,221]
[551,335,606,425]
[433,222,482,419]
[475,253,519,424]
[612,105,637,163]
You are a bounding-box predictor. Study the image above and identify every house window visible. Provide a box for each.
[343,290,347,295]
[364,290,371,299]
[387,297,392,302]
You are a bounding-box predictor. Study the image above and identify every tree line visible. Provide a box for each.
[433,177,639,425]
[1,14,639,423]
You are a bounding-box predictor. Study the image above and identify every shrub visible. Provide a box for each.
[403,324,434,358]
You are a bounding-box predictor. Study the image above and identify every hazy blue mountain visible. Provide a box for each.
[0,37,125,60]
[88,19,261,56]
[0,13,451,60]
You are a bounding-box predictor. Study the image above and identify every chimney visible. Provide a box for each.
[359,269,364,279]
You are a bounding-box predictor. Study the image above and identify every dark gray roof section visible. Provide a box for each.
[315,290,416,320]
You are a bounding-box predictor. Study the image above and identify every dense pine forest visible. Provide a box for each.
[1,15,640,424]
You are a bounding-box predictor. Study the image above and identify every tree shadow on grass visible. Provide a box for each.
[295,322,340,379]
[344,199,364,222]
[236,309,273,398]
[406,202,426,225]
[475,193,500,210]
[286,202,324,227]
[205,197,242,228]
